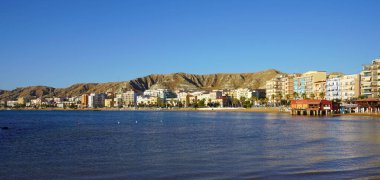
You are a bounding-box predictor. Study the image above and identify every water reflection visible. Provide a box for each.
[1,111,380,179]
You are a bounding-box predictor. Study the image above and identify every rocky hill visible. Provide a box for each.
[0,69,282,101]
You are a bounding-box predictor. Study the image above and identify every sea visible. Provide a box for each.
[1,110,380,179]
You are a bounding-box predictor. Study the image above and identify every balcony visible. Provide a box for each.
[362,86,371,90]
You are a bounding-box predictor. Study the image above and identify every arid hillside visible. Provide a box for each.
[0,69,282,100]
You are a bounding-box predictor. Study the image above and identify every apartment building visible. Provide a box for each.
[88,93,106,108]
[266,75,283,102]
[236,88,253,100]
[266,74,299,102]
[360,59,380,98]
[294,71,326,99]
[341,74,360,101]
[326,77,340,100]
[104,99,114,108]
[122,90,137,107]
[81,94,88,108]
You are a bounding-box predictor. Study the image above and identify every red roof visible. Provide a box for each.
[291,100,321,104]
[355,98,380,102]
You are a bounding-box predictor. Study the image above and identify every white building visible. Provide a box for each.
[88,93,106,108]
[137,95,157,105]
[6,100,18,107]
[113,94,123,108]
[326,77,341,100]
[236,88,253,100]
[30,98,43,106]
[341,74,360,101]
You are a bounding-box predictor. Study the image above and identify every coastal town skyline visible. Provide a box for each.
[2,57,379,112]
[3,1,380,179]
[0,64,376,90]
[1,0,380,89]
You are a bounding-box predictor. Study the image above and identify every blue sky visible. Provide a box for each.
[1,0,380,90]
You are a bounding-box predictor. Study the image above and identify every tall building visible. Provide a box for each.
[360,59,380,98]
[281,74,298,99]
[81,94,88,108]
[341,74,360,101]
[266,74,299,102]
[122,90,137,107]
[88,93,106,108]
[294,71,326,99]
[266,75,283,103]
[326,77,341,100]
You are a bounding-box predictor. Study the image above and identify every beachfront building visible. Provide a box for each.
[281,74,298,100]
[88,93,106,108]
[122,90,137,107]
[290,99,340,115]
[313,80,326,99]
[266,75,283,103]
[210,90,223,100]
[236,88,253,100]
[104,99,114,108]
[17,97,29,105]
[354,98,380,113]
[360,59,380,98]
[113,94,123,108]
[294,71,327,99]
[194,92,211,102]
[30,98,43,106]
[252,89,266,99]
[224,89,237,99]
[326,77,341,100]
[0,100,5,107]
[266,74,300,103]
[81,94,88,108]
[143,89,176,101]
[177,91,189,107]
[6,100,18,107]
[341,74,361,101]
[137,95,158,106]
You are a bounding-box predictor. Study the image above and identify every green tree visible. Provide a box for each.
[197,98,206,108]
[310,93,315,100]
[240,96,246,107]
[277,93,283,101]
[232,98,240,107]
[285,94,290,103]
[301,93,307,100]
[157,97,165,108]
[319,92,325,100]
[293,92,299,100]
[270,94,275,104]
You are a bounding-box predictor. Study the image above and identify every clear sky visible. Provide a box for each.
[1,0,380,90]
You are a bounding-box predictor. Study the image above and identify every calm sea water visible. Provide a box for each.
[1,110,380,179]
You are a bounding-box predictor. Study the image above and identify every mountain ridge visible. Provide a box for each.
[0,69,283,101]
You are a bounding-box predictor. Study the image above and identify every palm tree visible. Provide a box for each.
[319,92,325,100]
[285,94,291,104]
[276,93,283,106]
[277,93,283,101]
[301,93,307,100]
[310,93,315,100]
[251,96,258,106]
[293,92,299,100]
[261,98,269,106]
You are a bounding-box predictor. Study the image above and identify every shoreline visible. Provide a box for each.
[0,107,287,113]
[2,107,380,117]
